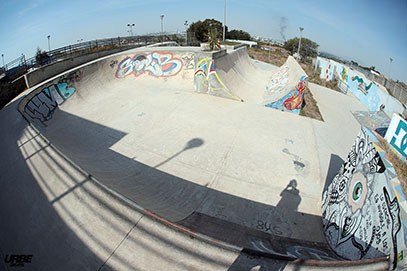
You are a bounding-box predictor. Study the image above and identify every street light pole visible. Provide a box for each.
[47,35,51,52]
[184,20,188,46]
[1,54,4,68]
[160,15,164,43]
[223,0,226,41]
[296,27,304,61]
[127,23,135,36]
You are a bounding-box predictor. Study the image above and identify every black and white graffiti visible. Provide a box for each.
[181,55,194,70]
[322,128,402,269]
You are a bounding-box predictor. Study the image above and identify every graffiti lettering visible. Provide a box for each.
[181,56,194,70]
[194,57,242,101]
[23,83,76,128]
[256,220,283,235]
[116,51,183,78]
[390,119,407,158]
[264,75,308,114]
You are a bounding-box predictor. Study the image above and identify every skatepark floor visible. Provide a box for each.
[0,56,377,270]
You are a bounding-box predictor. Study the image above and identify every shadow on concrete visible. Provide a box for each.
[11,104,346,266]
[228,180,301,270]
[0,98,103,270]
[322,154,344,197]
[154,138,204,168]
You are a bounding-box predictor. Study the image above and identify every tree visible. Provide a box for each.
[35,47,50,66]
[188,19,226,42]
[284,37,319,60]
[226,29,251,40]
[207,30,219,51]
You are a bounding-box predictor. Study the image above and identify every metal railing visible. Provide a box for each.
[1,32,198,82]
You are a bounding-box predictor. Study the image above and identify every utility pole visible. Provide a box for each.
[296,27,304,61]
[47,35,51,51]
[1,54,4,68]
[160,15,164,43]
[223,0,226,41]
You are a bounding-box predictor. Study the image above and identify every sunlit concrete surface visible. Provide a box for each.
[0,100,386,270]
[0,46,382,270]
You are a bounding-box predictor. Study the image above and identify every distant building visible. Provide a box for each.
[225,39,257,48]
[260,45,289,54]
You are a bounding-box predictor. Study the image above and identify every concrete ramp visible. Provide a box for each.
[16,46,399,267]
[194,47,308,113]
[322,126,407,270]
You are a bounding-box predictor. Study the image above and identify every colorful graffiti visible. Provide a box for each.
[23,83,76,128]
[385,114,407,158]
[341,67,348,82]
[352,111,391,132]
[115,51,183,78]
[264,76,308,114]
[322,128,404,269]
[351,76,373,95]
[194,57,242,101]
[316,56,405,116]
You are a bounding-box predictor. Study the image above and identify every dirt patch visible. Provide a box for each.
[300,87,324,121]
[248,47,288,67]
[299,61,340,91]
[378,137,407,194]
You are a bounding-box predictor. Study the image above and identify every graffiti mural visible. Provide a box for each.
[385,114,407,158]
[194,57,242,101]
[181,56,194,70]
[351,76,373,95]
[322,128,404,269]
[264,76,308,114]
[264,65,289,99]
[115,51,183,78]
[23,82,76,128]
[341,67,348,82]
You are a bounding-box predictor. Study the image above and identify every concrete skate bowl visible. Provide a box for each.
[18,46,390,268]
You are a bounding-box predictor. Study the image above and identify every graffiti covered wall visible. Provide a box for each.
[194,56,242,102]
[316,57,404,117]
[20,82,76,130]
[264,76,308,114]
[116,51,183,78]
[322,127,407,270]
[385,114,407,159]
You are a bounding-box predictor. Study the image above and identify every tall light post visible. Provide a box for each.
[223,0,226,41]
[1,54,4,68]
[77,39,83,43]
[47,35,51,52]
[160,15,164,43]
[184,20,188,46]
[296,27,304,61]
[127,23,135,36]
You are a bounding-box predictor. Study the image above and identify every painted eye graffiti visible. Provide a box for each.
[348,172,368,213]
[352,181,363,202]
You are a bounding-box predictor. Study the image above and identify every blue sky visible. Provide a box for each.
[0,0,406,82]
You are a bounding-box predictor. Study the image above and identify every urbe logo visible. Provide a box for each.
[4,254,33,267]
